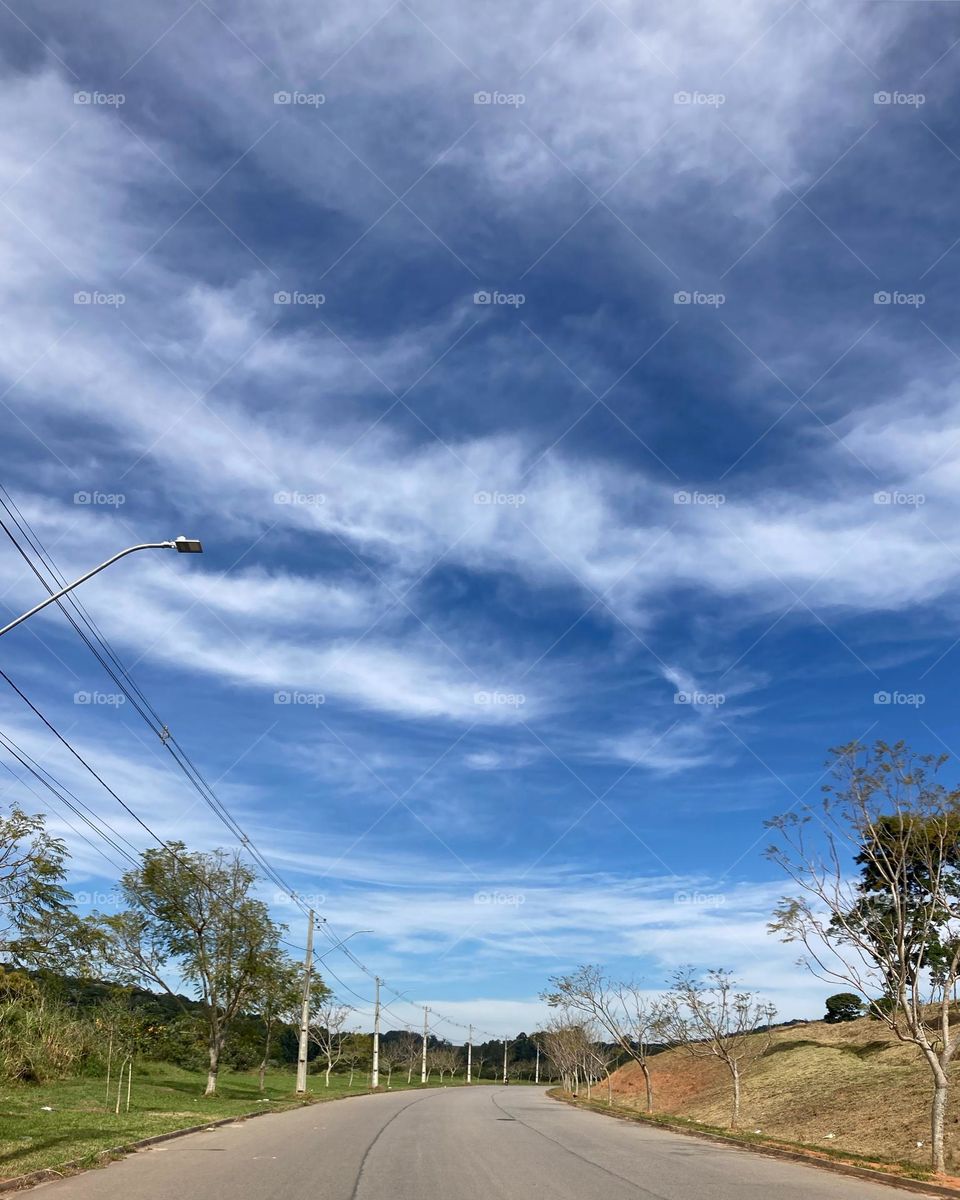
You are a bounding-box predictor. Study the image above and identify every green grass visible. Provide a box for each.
[0,1064,507,1180]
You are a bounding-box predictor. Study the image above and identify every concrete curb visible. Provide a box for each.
[0,1085,391,1194]
[548,1091,956,1198]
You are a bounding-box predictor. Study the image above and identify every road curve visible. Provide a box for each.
[32,1086,931,1200]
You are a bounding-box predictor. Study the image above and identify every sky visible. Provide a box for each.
[0,0,958,1039]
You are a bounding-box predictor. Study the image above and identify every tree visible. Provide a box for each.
[824,992,865,1023]
[341,1031,371,1086]
[98,842,283,1095]
[543,965,664,1112]
[428,1043,459,1082]
[308,996,351,1086]
[377,1035,409,1086]
[0,804,89,972]
[388,1031,421,1084]
[660,968,775,1128]
[767,739,960,1173]
[250,951,301,1092]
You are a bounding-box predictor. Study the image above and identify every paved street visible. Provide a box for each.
[32,1086,931,1200]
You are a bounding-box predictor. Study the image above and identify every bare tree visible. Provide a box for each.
[393,1031,421,1084]
[308,997,351,1087]
[543,965,664,1111]
[660,968,775,1128]
[377,1036,408,1086]
[428,1044,459,1082]
[542,1014,594,1095]
[768,739,960,1173]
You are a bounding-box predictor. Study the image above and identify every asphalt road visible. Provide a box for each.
[33,1086,932,1200]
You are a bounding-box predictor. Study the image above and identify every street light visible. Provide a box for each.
[315,929,374,963]
[0,536,203,638]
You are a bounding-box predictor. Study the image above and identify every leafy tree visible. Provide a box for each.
[249,950,301,1091]
[823,992,865,1023]
[97,842,284,1094]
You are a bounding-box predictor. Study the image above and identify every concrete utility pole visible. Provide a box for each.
[502,1038,509,1084]
[295,909,315,1094]
[467,1024,472,1084]
[421,1007,429,1084]
[535,1042,540,1084]
[371,976,380,1088]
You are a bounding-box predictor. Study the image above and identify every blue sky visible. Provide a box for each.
[1,0,959,1036]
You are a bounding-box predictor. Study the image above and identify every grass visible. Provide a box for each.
[0,1063,504,1180]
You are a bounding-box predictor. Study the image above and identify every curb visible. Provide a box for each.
[0,1085,393,1194]
[548,1091,955,1198]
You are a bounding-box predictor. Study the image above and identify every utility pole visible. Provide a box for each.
[467,1024,472,1084]
[502,1038,508,1084]
[295,909,315,1094]
[371,976,380,1088]
[421,1007,429,1084]
[535,1041,540,1084]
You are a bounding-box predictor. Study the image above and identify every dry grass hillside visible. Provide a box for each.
[608,1015,960,1169]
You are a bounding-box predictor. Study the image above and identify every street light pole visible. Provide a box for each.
[0,536,203,638]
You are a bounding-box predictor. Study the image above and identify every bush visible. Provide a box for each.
[0,990,96,1081]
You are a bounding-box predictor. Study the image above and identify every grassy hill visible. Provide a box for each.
[607,1014,955,1170]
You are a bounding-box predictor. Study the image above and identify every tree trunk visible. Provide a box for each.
[258,1015,273,1093]
[325,1061,332,1087]
[407,1065,412,1083]
[729,1061,741,1128]
[349,1065,355,1086]
[931,1067,949,1173]
[639,1061,654,1112]
[205,1039,221,1096]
